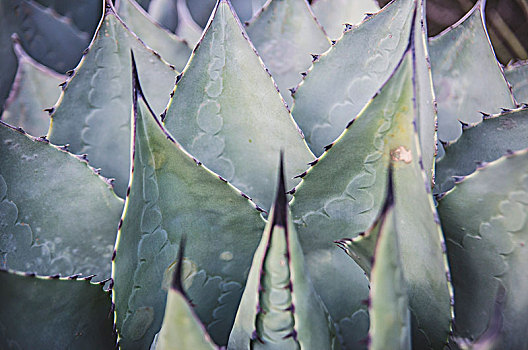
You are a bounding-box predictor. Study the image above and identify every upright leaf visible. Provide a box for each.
[0,0,90,111]
[292,52,452,349]
[504,60,528,103]
[1,35,64,137]
[310,0,380,40]
[175,0,204,46]
[366,172,411,350]
[412,0,437,182]
[292,0,415,156]
[438,149,528,349]
[153,242,218,350]
[33,0,103,34]
[163,0,314,211]
[0,270,116,349]
[48,0,178,198]
[428,0,516,142]
[228,156,341,350]
[435,107,528,194]
[148,0,178,31]
[0,121,123,280]
[112,61,265,349]
[1,0,91,73]
[246,0,331,108]
[116,0,192,71]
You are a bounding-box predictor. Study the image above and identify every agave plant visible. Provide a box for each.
[1,0,528,349]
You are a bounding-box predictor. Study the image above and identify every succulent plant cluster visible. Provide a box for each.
[1,0,528,349]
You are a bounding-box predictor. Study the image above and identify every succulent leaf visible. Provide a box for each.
[116,0,192,71]
[0,0,91,112]
[435,106,528,194]
[291,0,415,156]
[292,51,452,349]
[2,0,92,73]
[367,171,411,350]
[246,0,331,108]
[428,0,516,143]
[504,60,528,103]
[148,0,179,32]
[437,149,528,349]
[228,155,341,350]
[48,0,178,198]
[0,1,18,113]
[33,0,103,34]
[412,0,437,182]
[153,240,219,350]
[163,0,315,211]
[187,0,254,27]
[0,269,116,349]
[310,0,380,40]
[174,0,204,46]
[0,121,123,280]
[1,35,64,137]
[112,60,265,349]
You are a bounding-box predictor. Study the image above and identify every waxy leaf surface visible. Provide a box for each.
[0,270,116,349]
[246,0,331,108]
[311,0,379,40]
[429,0,516,142]
[435,107,528,194]
[48,2,178,198]
[367,184,411,350]
[504,60,528,103]
[164,0,314,211]
[1,36,64,137]
[292,52,451,349]
[0,0,90,111]
[292,0,414,156]
[228,158,340,350]
[438,149,528,349]
[154,242,218,350]
[0,121,123,280]
[112,73,265,349]
[117,0,191,71]
[34,0,103,34]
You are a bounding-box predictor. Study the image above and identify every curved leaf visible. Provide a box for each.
[0,270,116,349]
[228,156,341,350]
[1,35,64,137]
[437,149,528,349]
[2,0,91,73]
[148,0,178,31]
[175,0,204,47]
[292,52,451,349]
[292,0,415,156]
[163,0,314,211]
[246,0,331,107]
[0,121,123,280]
[435,107,528,194]
[112,64,265,349]
[504,60,528,103]
[428,0,516,142]
[310,0,379,40]
[48,1,178,198]
[116,0,192,71]
[33,0,102,34]
[0,0,90,110]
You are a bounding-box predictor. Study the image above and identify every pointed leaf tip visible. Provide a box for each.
[272,152,288,228]
[171,235,187,294]
[130,49,141,105]
[383,163,395,213]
